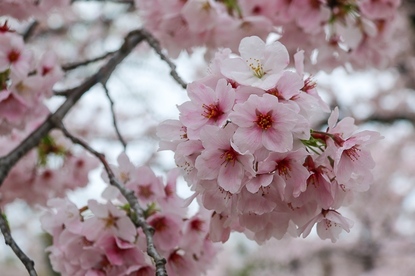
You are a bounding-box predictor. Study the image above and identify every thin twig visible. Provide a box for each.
[102,83,127,149]
[0,209,37,276]
[57,124,167,276]
[141,29,187,89]
[62,50,116,71]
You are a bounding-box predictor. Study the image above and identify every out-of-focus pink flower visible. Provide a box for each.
[0,33,32,79]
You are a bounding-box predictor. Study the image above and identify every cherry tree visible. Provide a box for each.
[0,0,410,275]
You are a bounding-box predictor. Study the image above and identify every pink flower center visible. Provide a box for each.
[227,79,239,89]
[201,1,211,11]
[276,159,291,179]
[255,110,273,130]
[252,6,262,14]
[151,217,167,232]
[345,145,361,161]
[42,66,52,76]
[0,21,13,33]
[42,170,53,180]
[267,87,284,100]
[202,103,223,121]
[139,185,154,199]
[301,77,317,93]
[8,50,20,63]
[246,58,265,78]
[310,0,321,9]
[104,214,117,228]
[221,147,238,165]
[190,218,204,232]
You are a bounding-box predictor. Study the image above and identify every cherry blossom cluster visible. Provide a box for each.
[41,152,220,276]
[158,36,382,243]
[136,0,402,71]
[0,129,98,207]
[0,22,63,135]
[0,0,70,21]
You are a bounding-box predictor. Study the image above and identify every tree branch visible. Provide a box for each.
[0,29,145,187]
[23,21,38,42]
[0,209,37,276]
[141,29,188,89]
[102,83,127,149]
[358,114,415,126]
[57,124,167,276]
[62,50,117,71]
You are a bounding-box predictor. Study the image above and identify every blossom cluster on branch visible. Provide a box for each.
[158,36,382,243]
[41,153,220,276]
[137,0,403,71]
[0,22,63,134]
[0,128,98,207]
[0,0,70,21]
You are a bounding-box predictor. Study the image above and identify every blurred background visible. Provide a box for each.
[2,1,415,275]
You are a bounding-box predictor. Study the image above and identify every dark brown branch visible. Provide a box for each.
[0,29,145,187]
[0,209,37,276]
[102,83,127,149]
[358,114,415,126]
[141,29,187,89]
[57,124,167,276]
[23,21,38,42]
[62,51,116,71]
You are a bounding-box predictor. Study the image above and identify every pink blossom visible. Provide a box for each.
[37,51,64,97]
[199,179,239,214]
[0,90,27,123]
[94,236,146,272]
[230,94,300,153]
[147,213,183,252]
[292,0,330,34]
[82,200,137,243]
[40,197,83,237]
[195,124,255,193]
[0,33,32,78]
[239,210,291,243]
[221,36,289,90]
[298,209,354,243]
[157,119,188,151]
[181,0,222,32]
[261,149,310,199]
[126,166,166,205]
[237,185,281,215]
[327,107,383,186]
[178,78,235,138]
[300,155,336,209]
[209,211,232,243]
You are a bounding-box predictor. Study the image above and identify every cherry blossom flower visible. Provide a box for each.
[0,33,32,78]
[298,209,354,243]
[82,200,137,243]
[126,166,166,205]
[230,93,301,153]
[195,124,255,193]
[326,107,383,187]
[221,36,289,90]
[181,0,222,32]
[0,90,27,123]
[178,78,235,138]
[261,149,310,199]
